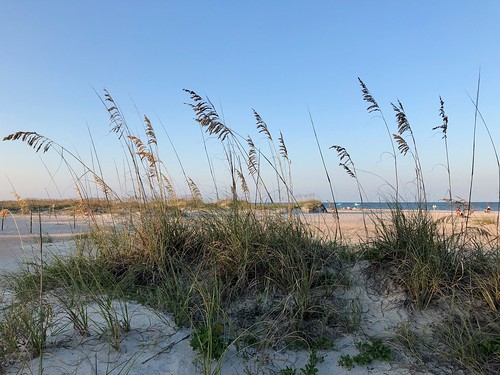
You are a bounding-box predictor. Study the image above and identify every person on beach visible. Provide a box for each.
[456,207,461,216]
[485,204,491,213]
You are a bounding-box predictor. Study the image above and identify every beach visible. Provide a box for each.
[0,209,497,374]
[303,209,498,244]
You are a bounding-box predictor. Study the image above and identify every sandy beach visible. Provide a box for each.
[302,209,498,245]
[0,212,91,273]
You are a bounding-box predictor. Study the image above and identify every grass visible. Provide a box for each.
[0,87,498,374]
[1,205,346,372]
[279,349,324,374]
[338,338,392,370]
[367,207,460,308]
[438,311,500,374]
[0,300,51,362]
[365,207,498,310]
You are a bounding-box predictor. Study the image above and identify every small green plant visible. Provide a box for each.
[279,349,324,375]
[355,338,392,363]
[301,349,324,375]
[242,333,260,348]
[279,368,298,375]
[190,323,227,360]
[342,297,362,333]
[338,354,355,370]
[338,338,392,370]
[286,334,334,351]
[311,336,334,350]
[478,336,500,357]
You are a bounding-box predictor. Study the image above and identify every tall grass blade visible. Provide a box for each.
[465,69,481,235]
[307,107,342,239]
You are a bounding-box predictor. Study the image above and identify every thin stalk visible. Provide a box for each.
[433,96,452,214]
[87,124,113,210]
[444,137,453,215]
[279,131,293,212]
[308,107,342,239]
[199,125,219,201]
[466,91,500,240]
[155,115,191,201]
[254,109,286,203]
[38,208,44,375]
[208,97,238,203]
[465,70,481,235]
[331,145,368,239]
[223,141,238,203]
[408,128,426,205]
[246,136,267,204]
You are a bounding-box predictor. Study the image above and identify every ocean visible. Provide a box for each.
[325,201,498,212]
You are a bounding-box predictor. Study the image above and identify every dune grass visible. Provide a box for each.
[0,87,499,374]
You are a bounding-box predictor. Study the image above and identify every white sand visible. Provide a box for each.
[0,212,91,273]
[4,265,436,375]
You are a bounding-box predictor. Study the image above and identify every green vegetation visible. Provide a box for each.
[190,323,228,360]
[279,350,324,375]
[0,86,498,374]
[338,338,392,370]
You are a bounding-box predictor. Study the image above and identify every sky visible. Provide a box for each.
[1,1,499,203]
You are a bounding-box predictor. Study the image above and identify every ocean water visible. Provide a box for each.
[326,201,498,212]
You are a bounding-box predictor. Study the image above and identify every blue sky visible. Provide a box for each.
[1,1,499,202]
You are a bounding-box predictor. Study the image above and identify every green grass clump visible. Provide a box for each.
[0,301,51,365]
[438,311,500,374]
[279,349,324,375]
[190,323,228,360]
[366,207,458,308]
[338,338,392,370]
[3,204,343,368]
[366,207,499,310]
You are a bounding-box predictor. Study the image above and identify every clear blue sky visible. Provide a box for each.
[1,1,499,202]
